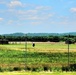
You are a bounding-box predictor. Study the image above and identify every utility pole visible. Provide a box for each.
[68,35,70,68]
[25,34,27,52]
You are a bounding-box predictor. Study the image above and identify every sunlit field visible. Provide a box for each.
[0,72,76,75]
[0,42,76,52]
[0,42,76,72]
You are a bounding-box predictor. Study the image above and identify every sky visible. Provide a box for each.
[0,0,76,34]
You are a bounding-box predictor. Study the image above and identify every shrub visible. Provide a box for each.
[25,66,32,71]
[49,67,52,71]
[0,67,4,72]
[69,64,76,71]
[13,67,21,71]
[43,66,49,71]
[32,68,36,71]
[7,67,13,72]
[52,67,62,72]
[65,38,75,44]
[62,66,69,71]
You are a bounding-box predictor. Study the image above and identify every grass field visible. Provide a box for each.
[0,42,76,72]
[0,72,76,75]
[0,42,76,52]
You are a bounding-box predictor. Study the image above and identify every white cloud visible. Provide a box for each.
[18,13,53,21]
[16,7,53,21]
[19,15,45,20]
[35,6,51,10]
[9,9,38,16]
[8,20,14,24]
[47,14,53,17]
[0,18,3,21]
[27,10,38,13]
[6,4,53,25]
[8,0,22,8]
[70,8,76,13]
[31,21,42,25]
[27,16,39,20]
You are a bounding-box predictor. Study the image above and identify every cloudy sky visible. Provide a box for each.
[0,0,76,34]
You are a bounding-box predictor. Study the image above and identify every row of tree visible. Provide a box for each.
[0,35,76,44]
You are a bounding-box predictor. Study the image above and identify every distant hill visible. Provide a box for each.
[3,33,25,36]
[61,32,76,36]
[27,33,60,36]
[2,32,76,36]
[2,33,61,36]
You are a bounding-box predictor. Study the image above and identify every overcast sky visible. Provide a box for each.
[0,0,76,34]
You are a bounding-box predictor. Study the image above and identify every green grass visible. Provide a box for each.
[0,42,76,72]
[0,50,75,64]
[0,42,76,52]
[0,72,76,75]
[0,49,75,71]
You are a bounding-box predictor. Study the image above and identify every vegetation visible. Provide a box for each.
[2,32,76,36]
[0,42,76,72]
[0,72,76,75]
[0,33,76,72]
[0,34,76,43]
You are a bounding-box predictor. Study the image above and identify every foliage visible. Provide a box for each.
[0,35,76,43]
[65,38,75,44]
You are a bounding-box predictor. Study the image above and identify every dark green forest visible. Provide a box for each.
[0,34,76,44]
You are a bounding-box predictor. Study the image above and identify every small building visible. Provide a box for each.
[0,39,9,44]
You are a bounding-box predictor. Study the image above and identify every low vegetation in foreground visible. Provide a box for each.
[0,42,76,72]
[0,72,76,75]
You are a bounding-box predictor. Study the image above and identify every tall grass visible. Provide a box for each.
[0,49,75,71]
[0,42,76,71]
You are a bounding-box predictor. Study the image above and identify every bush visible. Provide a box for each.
[69,64,76,71]
[6,67,13,72]
[62,64,76,71]
[52,67,62,72]
[13,67,21,71]
[25,66,32,71]
[62,66,69,71]
[35,67,44,72]
[65,38,75,44]
[43,66,49,71]
[0,67,4,72]
[26,67,31,71]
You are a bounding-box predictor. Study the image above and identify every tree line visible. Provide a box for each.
[0,35,76,44]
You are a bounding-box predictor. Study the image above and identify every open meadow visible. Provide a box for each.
[0,42,76,72]
[0,42,76,52]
